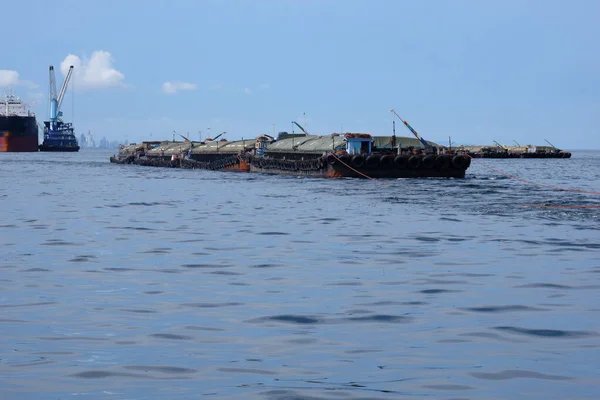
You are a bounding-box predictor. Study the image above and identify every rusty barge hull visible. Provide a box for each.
[110,153,469,179]
[110,135,471,179]
[248,155,467,178]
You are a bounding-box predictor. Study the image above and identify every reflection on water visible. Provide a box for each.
[0,149,599,399]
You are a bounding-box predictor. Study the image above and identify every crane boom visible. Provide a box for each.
[49,66,57,102]
[57,66,74,111]
[493,140,508,150]
[205,132,224,141]
[291,121,308,134]
[544,139,558,150]
[389,109,430,148]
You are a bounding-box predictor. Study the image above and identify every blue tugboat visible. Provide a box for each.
[39,65,79,152]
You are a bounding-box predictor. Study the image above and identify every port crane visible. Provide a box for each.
[48,65,73,131]
[39,64,79,151]
[493,140,508,150]
[291,121,308,134]
[205,132,225,142]
[544,139,560,151]
[389,109,430,149]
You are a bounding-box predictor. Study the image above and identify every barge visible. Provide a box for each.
[460,145,571,159]
[110,132,471,179]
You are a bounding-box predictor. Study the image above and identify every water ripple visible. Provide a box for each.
[462,305,546,313]
[0,301,57,308]
[494,326,597,338]
[124,365,196,374]
[181,302,242,308]
[471,369,572,381]
[149,334,192,340]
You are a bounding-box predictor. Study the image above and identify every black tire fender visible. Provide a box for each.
[365,155,380,168]
[422,154,437,169]
[408,155,422,169]
[452,155,469,169]
[351,154,365,168]
[379,155,394,169]
[394,155,409,168]
[437,154,452,168]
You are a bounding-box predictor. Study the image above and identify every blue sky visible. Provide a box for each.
[1,0,599,148]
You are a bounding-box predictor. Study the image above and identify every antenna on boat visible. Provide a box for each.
[392,119,396,151]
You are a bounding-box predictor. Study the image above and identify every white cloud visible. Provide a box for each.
[0,70,19,87]
[244,87,252,95]
[0,70,38,89]
[162,81,197,94]
[21,80,39,89]
[60,51,126,89]
[26,91,44,104]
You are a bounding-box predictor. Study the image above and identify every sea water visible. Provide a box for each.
[0,149,599,399]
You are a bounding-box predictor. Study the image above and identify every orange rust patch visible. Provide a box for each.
[239,160,250,172]
[223,160,250,172]
[326,170,343,178]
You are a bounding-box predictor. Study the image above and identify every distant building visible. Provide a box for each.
[78,130,122,149]
[86,131,96,148]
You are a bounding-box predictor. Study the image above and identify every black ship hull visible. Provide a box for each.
[39,120,80,152]
[38,144,80,152]
[0,116,38,152]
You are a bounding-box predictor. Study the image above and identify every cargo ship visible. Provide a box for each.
[0,89,38,152]
[39,65,79,152]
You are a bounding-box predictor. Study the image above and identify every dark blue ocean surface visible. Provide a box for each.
[1,149,599,399]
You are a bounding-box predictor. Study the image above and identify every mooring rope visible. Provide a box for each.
[330,153,391,186]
